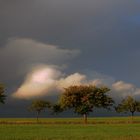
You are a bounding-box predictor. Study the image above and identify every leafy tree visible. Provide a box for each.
[29,100,51,121]
[115,96,140,117]
[0,84,6,104]
[60,85,114,124]
[51,103,64,115]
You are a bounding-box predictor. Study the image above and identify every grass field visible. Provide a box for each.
[0,117,140,140]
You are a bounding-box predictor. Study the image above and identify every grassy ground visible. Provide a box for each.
[0,117,140,124]
[0,117,140,140]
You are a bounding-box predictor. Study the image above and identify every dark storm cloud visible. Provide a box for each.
[1,0,140,82]
[0,0,139,44]
[0,0,140,116]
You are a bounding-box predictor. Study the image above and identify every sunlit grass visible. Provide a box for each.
[0,117,139,124]
[0,117,140,140]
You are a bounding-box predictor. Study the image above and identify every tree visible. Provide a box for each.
[51,103,64,115]
[60,85,114,124]
[29,100,51,121]
[0,84,6,104]
[115,96,140,117]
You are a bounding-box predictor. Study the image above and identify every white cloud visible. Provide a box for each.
[12,66,99,99]
[112,81,140,98]
[112,81,134,92]
[12,65,60,99]
[12,67,88,99]
[11,67,111,99]
[57,73,86,90]
[12,66,140,100]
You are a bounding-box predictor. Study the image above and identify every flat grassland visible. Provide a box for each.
[0,117,140,140]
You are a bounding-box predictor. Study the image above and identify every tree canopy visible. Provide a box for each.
[29,99,51,121]
[0,84,6,104]
[51,103,64,115]
[115,96,140,116]
[60,85,114,123]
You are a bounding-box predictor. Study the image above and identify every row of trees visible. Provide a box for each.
[1,84,140,123]
[28,85,140,123]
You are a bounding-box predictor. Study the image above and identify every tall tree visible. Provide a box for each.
[29,100,51,121]
[0,84,6,104]
[115,96,140,117]
[60,85,114,124]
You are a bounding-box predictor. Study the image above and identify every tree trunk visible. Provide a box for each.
[131,111,134,117]
[37,111,39,122]
[131,111,134,123]
[83,114,87,124]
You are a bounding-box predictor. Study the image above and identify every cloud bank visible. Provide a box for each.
[12,66,87,99]
[12,65,140,100]
[112,81,140,99]
[1,38,140,101]
[12,65,61,99]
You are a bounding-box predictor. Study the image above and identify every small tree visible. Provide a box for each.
[115,96,140,117]
[60,85,114,124]
[0,84,6,104]
[51,103,64,115]
[29,100,51,121]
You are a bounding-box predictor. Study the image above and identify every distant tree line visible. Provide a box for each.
[27,85,140,123]
[1,84,140,123]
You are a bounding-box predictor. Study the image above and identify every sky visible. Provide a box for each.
[0,0,140,117]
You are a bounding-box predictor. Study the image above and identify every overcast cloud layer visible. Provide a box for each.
[0,0,140,116]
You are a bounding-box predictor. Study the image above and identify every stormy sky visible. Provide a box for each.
[0,0,140,117]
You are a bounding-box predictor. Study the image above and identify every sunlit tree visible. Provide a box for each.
[29,100,51,121]
[115,96,140,117]
[60,85,114,124]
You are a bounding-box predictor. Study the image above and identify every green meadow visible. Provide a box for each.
[0,117,140,140]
